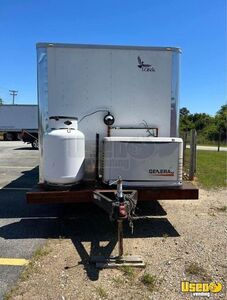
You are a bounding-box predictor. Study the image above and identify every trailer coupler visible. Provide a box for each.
[91,177,145,268]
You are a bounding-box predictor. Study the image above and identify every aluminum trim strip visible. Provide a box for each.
[170,51,181,137]
[36,42,181,53]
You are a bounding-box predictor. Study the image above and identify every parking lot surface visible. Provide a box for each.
[0,141,62,299]
[1,142,226,300]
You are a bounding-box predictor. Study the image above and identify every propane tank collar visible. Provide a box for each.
[49,116,78,120]
[59,127,76,130]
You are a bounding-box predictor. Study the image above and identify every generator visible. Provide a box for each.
[103,137,183,187]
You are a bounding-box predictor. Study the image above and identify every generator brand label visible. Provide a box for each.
[149,169,174,176]
[137,56,155,72]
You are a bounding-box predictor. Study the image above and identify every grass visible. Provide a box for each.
[33,246,50,259]
[215,205,227,212]
[4,244,51,299]
[96,286,107,298]
[185,262,212,281]
[184,149,226,188]
[196,150,226,188]
[185,262,206,276]
[20,246,50,281]
[141,273,157,292]
[112,276,124,285]
[189,134,227,147]
[3,287,20,300]
[162,233,169,239]
[120,265,135,278]
[19,262,36,281]
[20,245,50,282]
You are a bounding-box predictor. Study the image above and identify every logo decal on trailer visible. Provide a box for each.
[137,56,155,72]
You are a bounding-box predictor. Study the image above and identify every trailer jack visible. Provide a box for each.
[91,177,145,269]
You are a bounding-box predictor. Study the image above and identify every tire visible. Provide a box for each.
[17,133,22,140]
[6,133,14,141]
[31,139,39,149]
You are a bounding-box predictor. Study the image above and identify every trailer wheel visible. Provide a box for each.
[6,133,14,141]
[31,139,39,149]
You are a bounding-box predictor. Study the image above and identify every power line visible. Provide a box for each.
[9,90,18,104]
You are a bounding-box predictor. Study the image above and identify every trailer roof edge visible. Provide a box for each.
[36,43,182,53]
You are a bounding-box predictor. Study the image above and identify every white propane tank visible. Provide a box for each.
[43,116,85,185]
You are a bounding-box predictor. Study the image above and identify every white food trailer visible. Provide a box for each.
[27,43,198,267]
[36,43,182,186]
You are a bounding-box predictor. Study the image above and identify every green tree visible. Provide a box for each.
[180,107,190,117]
[0,98,3,105]
[192,113,212,131]
[179,107,193,132]
[179,104,227,144]
[204,122,219,141]
[215,104,227,142]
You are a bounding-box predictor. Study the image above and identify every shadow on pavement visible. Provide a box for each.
[0,167,179,281]
[1,166,39,189]
[13,147,38,151]
[0,166,63,218]
[0,211,179,281]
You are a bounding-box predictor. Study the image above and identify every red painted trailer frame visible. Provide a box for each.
[26,181,198,204]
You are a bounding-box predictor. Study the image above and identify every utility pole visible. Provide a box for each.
[9,90,18,104]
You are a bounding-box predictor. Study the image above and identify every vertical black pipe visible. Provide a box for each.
[218,131,221,152]
[117,220,124,257]
[95,133,100,182]
[107,125,111,137]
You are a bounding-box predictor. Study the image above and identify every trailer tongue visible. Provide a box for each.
[27,177,198,268]
[91,177,146,268]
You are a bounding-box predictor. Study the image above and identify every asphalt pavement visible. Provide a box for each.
[0,141,64,299]
[0,141,122,298]
[1,141,220,298]
[0,141,172,298]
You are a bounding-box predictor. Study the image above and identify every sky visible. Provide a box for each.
[0,0,226,116]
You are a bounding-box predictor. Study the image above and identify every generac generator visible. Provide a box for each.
[103,137,183,187]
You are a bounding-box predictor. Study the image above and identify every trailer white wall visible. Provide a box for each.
[0,105,38,131]
[37,43,180,181]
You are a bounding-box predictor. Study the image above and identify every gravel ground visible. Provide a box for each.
[5,188,227,300]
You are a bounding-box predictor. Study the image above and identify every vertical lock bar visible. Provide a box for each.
[117,176,123,199]
[117,219,124,257]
